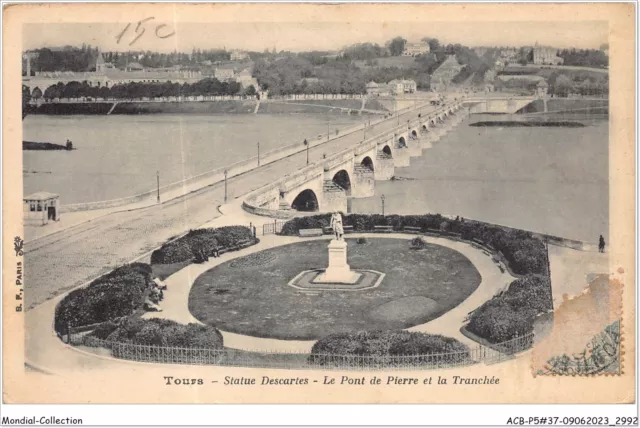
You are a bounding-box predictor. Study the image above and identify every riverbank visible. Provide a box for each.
[516,98,608,114]
[469,121,585,127]
[25,99,390,116]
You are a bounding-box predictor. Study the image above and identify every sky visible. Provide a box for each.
[23,21,608,53]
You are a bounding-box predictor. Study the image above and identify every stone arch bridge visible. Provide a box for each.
[243,101,466,217]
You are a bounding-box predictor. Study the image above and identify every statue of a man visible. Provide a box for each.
[330,211,344,241]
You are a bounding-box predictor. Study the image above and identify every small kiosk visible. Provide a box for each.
[23,192,60,225]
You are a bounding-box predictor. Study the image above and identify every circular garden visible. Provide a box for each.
[188,238,482,340]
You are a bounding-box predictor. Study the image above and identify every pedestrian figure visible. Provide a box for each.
[599,235,606,253]
[211,245,220,258]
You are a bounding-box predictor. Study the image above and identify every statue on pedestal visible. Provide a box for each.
[330,211,344,241]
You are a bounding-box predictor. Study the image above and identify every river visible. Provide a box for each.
[23,114,364,204]
[350,114,609,242]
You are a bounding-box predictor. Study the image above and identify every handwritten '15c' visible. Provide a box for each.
[116,17,176,46]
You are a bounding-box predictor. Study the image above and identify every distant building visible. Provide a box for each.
[388,79,417,94]
[230,50,249,61]
[22,50,204,93]
[95,50,116,73]
[365,81,380,95]
[533,44,564,65]
[536,80,549,98]
[500,48,517,60]
[214,68,236,81]
[402,41,430,57]
[236,68,259,89]
[124,62,145,72]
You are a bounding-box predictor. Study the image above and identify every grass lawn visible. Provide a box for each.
[189,238,481,340]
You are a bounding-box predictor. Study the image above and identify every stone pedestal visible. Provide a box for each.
[314,239,361,284]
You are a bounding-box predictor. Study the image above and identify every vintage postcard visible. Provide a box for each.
[2,2,636,409]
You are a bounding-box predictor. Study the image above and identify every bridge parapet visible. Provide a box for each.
[243,100,462,217]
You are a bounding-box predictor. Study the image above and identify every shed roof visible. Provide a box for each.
[24,191,59,201]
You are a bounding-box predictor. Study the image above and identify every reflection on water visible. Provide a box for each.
[23,114,362,203]
[350,114,608,242]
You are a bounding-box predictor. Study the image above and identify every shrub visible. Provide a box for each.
[97,317,224,349]
[90,321,118,340]
[356,237,367,245]
[150,226,254,265]
[310,330,470,367]
[54,263,153,334]
[410,237,427,249]
[280,214,331,235]
[466,274,552,343]
[280,214,548,276]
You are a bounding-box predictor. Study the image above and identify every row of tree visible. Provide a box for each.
[35,78,254,101]
[25,45,99,74]
[547,72,609,97]
[557,48,608,68]
[25,46,259,74]
[493,72,609,97]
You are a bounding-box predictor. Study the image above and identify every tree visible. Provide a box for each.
[244,85,257,97]
[32,87,42,100]
[387,37,407,56]
[552,75,574,97]
[422,37,441,53]
[22,85,31,120]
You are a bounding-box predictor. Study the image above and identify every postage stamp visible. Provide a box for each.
[2,2,635,406]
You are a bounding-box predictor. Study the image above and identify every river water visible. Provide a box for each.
[24,112,608,241]
[23,114,363,203]
[351,114,609,242]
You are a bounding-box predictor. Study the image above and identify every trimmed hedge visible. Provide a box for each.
[90,317,224,349]
[150,226,254,265]
[466,274,552,343]
[280,214,548,276]
[54,263,153,335]
[310,330,470,366]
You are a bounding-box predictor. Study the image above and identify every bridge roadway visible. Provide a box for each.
[25,101,450,311]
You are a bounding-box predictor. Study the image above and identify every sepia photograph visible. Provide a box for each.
[1,2,636,418]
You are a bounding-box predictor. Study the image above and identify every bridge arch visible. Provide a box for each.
[398,136,407,148]
[382,145,393,157]
[421,124,428,131]
[291,189,319,212]
[410,130,418,139]
[332,169,352,196]
[361,156,374,171]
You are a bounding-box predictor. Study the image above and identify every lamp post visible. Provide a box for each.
[327,121,330,141]
[257,142,260,166]
[224,169,228,202]
[156,170,160,203]
[303,139,309,165]
[381,194,385,216]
